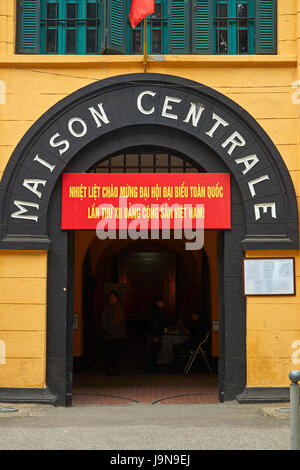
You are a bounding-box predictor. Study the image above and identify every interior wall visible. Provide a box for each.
[204,231,219,357]
[73,231,95,357]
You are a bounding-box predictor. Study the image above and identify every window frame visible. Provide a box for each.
[126,0,168,55]
[16,0,277,56]
[213,0,255,55]
[40,0,102,55]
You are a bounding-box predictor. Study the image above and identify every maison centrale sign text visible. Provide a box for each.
[10,90,276,224]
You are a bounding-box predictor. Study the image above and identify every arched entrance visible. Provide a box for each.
[0,74,298,406]
[71,150,220,404]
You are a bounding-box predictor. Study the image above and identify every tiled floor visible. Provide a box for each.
[72,372,219,405]
[72,334,219,405]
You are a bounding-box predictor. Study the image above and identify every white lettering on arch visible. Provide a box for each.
[235,154,259,175]
[222,131,246,156]
[206,113,229,138]
[137,90,157,115]
[33,155,56,173]
[23,179,47,199]
[254,203,277,221]
[248,175,270,198]
[11,200,40,222]
[183,102,205,127]
[49,133,70,156]
[88,103,110,128]
[68,117,88,138]
[161,96,182,120]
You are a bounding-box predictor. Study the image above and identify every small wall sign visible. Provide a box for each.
[243,258,295,296]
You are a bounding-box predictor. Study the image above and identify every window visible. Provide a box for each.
[40,0,102,54]
[127,0,168,55]
[214,1,255,54]
[16,0,277,55]
[168,0,276,54]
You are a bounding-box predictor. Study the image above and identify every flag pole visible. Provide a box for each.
[143,16,148,72]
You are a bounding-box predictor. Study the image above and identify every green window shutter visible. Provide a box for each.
[168,0,190,54]
[16,0,40,54]
[105,0,127,54]
[255,0,277,54]
[192,0,213,54]
[98,0,105,54]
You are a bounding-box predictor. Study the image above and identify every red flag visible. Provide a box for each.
[129,0,155,29]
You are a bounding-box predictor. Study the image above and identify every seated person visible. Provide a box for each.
[184,311,209,351]
[173,311,209,359]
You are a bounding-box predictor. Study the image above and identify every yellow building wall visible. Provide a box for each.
[0,0,15,56]
[246,251,300,387]
[0,0,300,389]
[0,251,47,388]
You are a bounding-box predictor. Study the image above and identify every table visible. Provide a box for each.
[158,333,190,364]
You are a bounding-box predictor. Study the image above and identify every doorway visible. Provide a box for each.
[69,150,219,403]
[44,131,248,405]
[45,135,247,405]
[72,233,220,405]
[69,150,220,404]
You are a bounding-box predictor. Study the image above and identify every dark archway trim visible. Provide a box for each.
[44,125,247,405]
[0,73,298,250]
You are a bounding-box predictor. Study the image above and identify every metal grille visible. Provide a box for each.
[90,152,200,174]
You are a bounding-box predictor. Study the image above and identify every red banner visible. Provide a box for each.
[61,173,231,230]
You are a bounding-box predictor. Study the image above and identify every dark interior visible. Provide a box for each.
[76,237,216,376]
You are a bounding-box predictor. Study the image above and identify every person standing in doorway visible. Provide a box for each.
[145,296,165,374]
[101,291,126,375]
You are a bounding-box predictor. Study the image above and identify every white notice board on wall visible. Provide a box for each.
[243,258,295,296]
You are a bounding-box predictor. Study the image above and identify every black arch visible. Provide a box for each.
[0,73,298,250]
[45,126,244,405]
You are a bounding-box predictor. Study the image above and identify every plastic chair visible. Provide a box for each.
[184,331,212,374]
